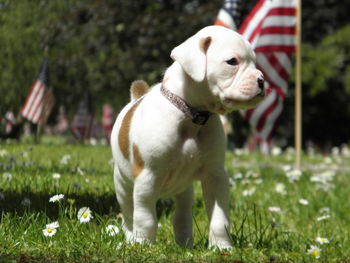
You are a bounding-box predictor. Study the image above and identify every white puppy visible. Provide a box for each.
[111,25,264,249]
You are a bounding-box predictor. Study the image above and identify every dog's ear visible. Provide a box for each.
[170,36,211,82]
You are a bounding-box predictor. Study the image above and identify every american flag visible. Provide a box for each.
[21,59,55,124]
[215,0,296,144]
[70,93,95,141]
[238,0,295,142]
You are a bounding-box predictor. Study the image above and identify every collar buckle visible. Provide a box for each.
[192,111,211,125]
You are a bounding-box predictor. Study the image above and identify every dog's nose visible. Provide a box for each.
[257,77,264,91]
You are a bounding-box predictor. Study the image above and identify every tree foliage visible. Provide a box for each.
[0,0,349,146]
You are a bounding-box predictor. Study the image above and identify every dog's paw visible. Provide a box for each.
[209,240,233,250]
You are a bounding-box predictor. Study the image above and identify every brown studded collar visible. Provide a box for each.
[160,84,212,126]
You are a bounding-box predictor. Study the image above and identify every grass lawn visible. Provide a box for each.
[0,138,350,262]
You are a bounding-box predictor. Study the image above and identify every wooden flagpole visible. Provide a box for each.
[295,0,302,169]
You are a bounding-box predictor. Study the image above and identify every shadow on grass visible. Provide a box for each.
[0,190,119,218]
[0,190,174,220]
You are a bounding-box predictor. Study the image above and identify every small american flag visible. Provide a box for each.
[21,59,55,124]
[238,0,296,142]
[70,93,95,141]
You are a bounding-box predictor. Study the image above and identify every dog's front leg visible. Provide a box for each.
[201,168,232,249]
[133,170,158,244]
[173,185,193,248]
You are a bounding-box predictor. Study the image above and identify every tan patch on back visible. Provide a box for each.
[130,80,149,100]
[132,143,144,178]
[118,99,142,159]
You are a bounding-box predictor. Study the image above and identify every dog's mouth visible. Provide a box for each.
[222,92,265,111]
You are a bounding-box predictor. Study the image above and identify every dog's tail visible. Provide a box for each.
[130,80,149,101]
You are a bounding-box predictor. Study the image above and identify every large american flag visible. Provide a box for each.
[215,0,296,143]
[21,59,55,124]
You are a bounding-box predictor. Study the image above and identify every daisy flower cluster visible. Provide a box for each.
[230,170,263,197]
[43,193,121,239]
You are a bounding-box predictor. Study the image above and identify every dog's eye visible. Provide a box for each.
[226,58,238,66]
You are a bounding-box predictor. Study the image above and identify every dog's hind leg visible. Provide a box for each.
[114,166,134,242]
[132,169,158,244]
[173,185,194,248]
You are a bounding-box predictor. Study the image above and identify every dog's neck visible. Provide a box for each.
[163,62,215,112]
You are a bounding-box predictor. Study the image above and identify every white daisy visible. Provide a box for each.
[307,245,321,259]
[331,147,339,156]
[106,224,120,236]
[21,197,31,207]
[316,237,330,245]
[271,146,282,156]
[285,147,295,155]
[245,171,259,178]
[90,138,98,146]
[52,173,61,179]
[316,215,331,222]
[46,221,59,229]
[242,187,256,196]
[286,169,302,182]
[281,165,292,172]
[3,172,12,181]
[298,198,309,206]
[341,144,350,156]
[268,206,281,213]
[0,149,8,157]
[234,148,248,156]
[49,194,64,203]
[323,157,332,164]
[42,221,59,237]
[233,172,243,180]
[43,227,57,237]
[228,177,235,186]
[77,167,84,176]
[60,154,71,165]
[275,183,287,195]
[77,207,93,223]
[319,207,330,215]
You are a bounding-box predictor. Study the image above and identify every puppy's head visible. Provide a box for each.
[171,26,265,113]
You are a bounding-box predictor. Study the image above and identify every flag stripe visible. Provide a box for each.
[256,55,288,96]
[259,95,284,139]
[238,0,266,35]
[256,91,279,132]
[259,26,296,35]
[21,81,44,118]
[21,81,40,117]
[30,85,46,123]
